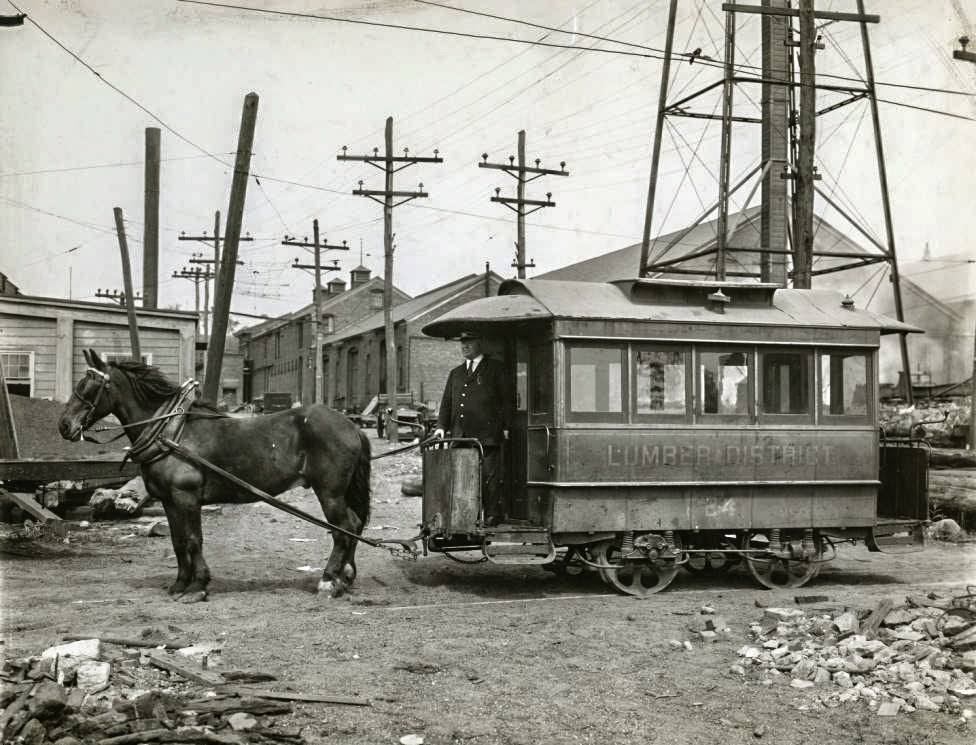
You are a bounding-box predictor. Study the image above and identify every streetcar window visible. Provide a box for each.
[821,352,868,417]
[529,344,552,415]
[760,350,812,415]
[635,348,687,416]
[699,350,750,416]
[568,345,624,415]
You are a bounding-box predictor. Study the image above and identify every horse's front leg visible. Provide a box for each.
[317,497,362,598]
[166,488,211,603]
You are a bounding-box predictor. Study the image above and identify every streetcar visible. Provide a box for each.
[418,277,928,597]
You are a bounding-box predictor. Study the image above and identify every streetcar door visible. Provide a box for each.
[524,341,555,521]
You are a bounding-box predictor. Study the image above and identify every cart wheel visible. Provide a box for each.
[592,537,681,597]
[741,530,820,590]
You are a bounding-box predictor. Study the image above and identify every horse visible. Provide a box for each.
[58,349,371,602]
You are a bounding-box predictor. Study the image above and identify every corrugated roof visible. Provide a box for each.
[422,278,922,337]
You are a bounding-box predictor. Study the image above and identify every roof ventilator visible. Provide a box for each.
[841,294,856,311]
[705,288,731,314]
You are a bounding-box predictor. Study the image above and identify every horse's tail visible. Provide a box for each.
[347,429,372,528]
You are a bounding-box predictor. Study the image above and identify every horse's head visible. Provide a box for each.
[58,349,116,441]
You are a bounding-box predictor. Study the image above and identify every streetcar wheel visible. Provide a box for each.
[741,531,820,590]
[685,551,734,574]
[592,538,680,597]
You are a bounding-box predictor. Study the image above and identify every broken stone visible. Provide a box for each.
[75,660,111,691]
[943,615,973,637]
[41,639,101,663]
[824,657,846,672]
[790,679,815,689]
[893,627,925,642]
[833,671,853,689]
[729,664,747,676]
[669,640,683,649]
[948,683,976,698]
[227,712,257,731]
[764,608,805,624]
[698,630,718,643]
[738,646,762,659]
[882,608,915,627]
[682,640,694,651]
[792,659,817,680]
[814,667,832,686]
[833,611,860,635]
[770,646,791,660]
[28,679,67,720]
[700,605,716,614]
[18,719,47,745]
[952,626,976,652]
[144,520,170,538]
[877,701,900,716]
[959,652,976,672]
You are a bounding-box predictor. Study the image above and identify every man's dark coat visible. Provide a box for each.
[437,356,510,446]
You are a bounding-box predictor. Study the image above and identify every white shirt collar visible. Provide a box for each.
[466,354,484,372]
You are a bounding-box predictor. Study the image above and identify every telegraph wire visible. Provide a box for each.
[0,153,235,179]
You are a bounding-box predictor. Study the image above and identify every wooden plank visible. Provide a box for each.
[219,686,370,707]
[62,634,191,650]
[0,358,18,459]
[0,488,61,522]
[0,459,139,482]
[861,597,894,638]
[146,650,226,687]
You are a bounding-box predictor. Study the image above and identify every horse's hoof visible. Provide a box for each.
[179,590,208,604]
[317,579,345,598]
[168,582,188,596]
[342,563,356,582]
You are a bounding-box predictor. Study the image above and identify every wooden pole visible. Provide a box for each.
[856,0,912,404]
[193,269,201,333]
[114,207,142,360]
[202,257,210,338]
[516,130,527,279]
[638,0,678,276]
[313,218,324,405]
[205,93,258,403]
[793,0,816,289]
[143,127,160,309]
[0,358,20,459]
[383,116,398,442]
[716,9,737,282]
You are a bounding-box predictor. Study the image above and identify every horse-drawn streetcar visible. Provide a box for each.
[419,277,928,596]
[57,277,928,602]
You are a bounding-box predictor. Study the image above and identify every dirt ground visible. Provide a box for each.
[3,432,976,745]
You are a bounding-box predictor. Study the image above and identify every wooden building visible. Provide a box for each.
[324,270,504,413]
[0,294,196,401]
[236,268,410,405]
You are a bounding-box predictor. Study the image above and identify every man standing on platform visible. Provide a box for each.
[433,331,510,525]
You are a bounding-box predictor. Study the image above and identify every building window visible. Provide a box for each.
[101,352,153,366]
[567,344,625,421]
[370,290,383,310]
[274,331,281,360]
[529,343,552,416]
[396,345,405,392]
[297,322,304,350]
[323,315,335,334]
[1,351,33,397]
[760,349,812,418]
[699,349,751,417]
[821,351,869,418]
[634,347,688,418]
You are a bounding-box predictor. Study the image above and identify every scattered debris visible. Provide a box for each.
[89,478,152,519]
[735,592,976,717]
[1,641,312,744]
[795,596,830,605]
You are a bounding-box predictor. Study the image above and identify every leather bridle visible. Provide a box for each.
[69,367,111,435]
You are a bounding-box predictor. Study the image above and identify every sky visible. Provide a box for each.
[1,0,974,324]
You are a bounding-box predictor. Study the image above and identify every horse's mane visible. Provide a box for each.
[108,360,222,413]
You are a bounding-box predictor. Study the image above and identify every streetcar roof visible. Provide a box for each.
[421,278,922,338]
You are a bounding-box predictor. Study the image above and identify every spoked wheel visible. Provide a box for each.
[741,530,821,590]
[592,535,682,597]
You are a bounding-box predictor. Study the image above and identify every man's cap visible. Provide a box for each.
[458,331,481,341]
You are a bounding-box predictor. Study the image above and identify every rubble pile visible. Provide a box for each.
[0,635,307,745]
[733,593,976,720]
[89,478,151,519]
[880,398,971,447]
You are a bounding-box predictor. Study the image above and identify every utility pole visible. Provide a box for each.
[952,34,976,448]
[113,208,142,360]
[180,216,253,337]
[205,92,258,404]
[479,130,569,278]
[171,266,214,333]
[95,289,142,306]
[337,116,443,442]
[143,127,161,309]
[791,0,818,289]
[282,224,349,405]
